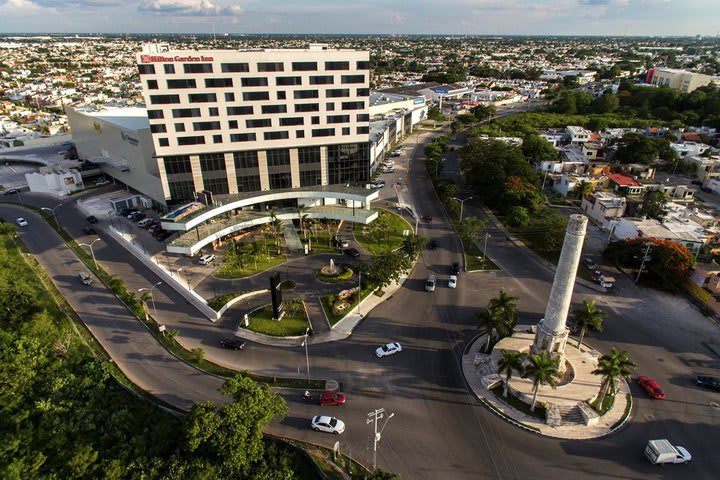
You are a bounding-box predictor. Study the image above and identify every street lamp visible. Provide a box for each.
[138,281,162,319]
[358,271,362,317]
[41,203,62,229]
[367,408,395,471]
[453,196,473,220]
[482,233,491,269]
[79,238,102,269]
[302,327,310,383]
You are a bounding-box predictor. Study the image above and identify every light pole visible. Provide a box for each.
[367,408,395,471]
[79,238,102,269]
[41,203,62,229]
[453,196,473,220]
[302,327,310,383]
[482,233,491,269]
[138,281,162,319]
[635,243,652,284]
[358,272,362,317]
[607,217,620,244]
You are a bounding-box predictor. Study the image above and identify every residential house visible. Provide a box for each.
[566,126,592,146]
[614,216,706,256]
[606,172,644,195]
[581,191,626,228]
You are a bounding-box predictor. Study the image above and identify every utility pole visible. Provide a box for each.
[635,243,653,284]
[302,328,310,383]
[366,408,395,472]
[482,233,491,269]
[453,196,473,220]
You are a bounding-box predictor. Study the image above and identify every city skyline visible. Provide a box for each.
[0,0,718,37]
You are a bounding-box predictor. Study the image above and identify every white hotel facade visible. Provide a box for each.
[134,43,379,255]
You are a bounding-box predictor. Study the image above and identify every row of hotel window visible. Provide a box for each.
[146,75,366,90]
[167,172,326,199]
[139,61,370,76]
[148,108,370,120]
[163,147,333,174]
[150,115,363,133]
[155,127,370,146]
[149,90,368,104]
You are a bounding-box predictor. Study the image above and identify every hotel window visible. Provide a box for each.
[138,64,155,75]
[341,74,365,84]
[311,116,320,125]
[213,135,223,144]
[177,136,206,145]
[168,180,194,201]
[356,113,370,121]
[310,75,334,85]
[199,153,226,171]
[230,133,256,142]
[327,115,350,124]
[189,93,217,103]
[183,63,213,74]
[147,110,164,119]
[150,124,167,133]
[325,61,349,71]
[147,79,158,89]
[269,172,292,189]
[327,88,350,98]
[203,177,229,194]
[296,130,305,138]
[257,62,284,72]
[158,138,169,147]
[280,117,304,126]
[299,169,321,187]
[356,88,370,97]
[243,91,270,101]
[209,107,219,116]
[242,77,269,87]
[237,175,261,192]
[292,62,317,71]
[221,63,249,73]
[228,120,238,129]
[342,127,350,135]
[150,94,180,105]
[262,105,288,114]
[357,126,369,134]
[357,61,370,70]
[163,155,192,174]
[276,76,302,86]
[193,121,222,131]
[312,128,335,137]
[267,149,290,166]
[167,79,197,89]
[246,119,272,128]
[265,131,290,140]
[225,92,235,102]
[174,123,186,133]
[298,146,321,164]
[326,102,335,111]
[233,151,259,169]
[294,90,319,99]
[172,108,201,118]
[277,91,287,100]
[295,103,319,113]
[227,106,254,116]
[205,78,233,88]
[342,101,364,110]
[163,64,175,74]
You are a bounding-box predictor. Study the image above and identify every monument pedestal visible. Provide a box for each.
[531,319,570,366]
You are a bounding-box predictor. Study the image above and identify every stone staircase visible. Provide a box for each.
[557,403,586,426]
[282,220,303,253]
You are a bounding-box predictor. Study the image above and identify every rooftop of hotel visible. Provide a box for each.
[73,105,150,132]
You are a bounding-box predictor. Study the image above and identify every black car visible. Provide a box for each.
[451,262,460,275]
[220,336,246,350]
[344,248,360,257]
[696,375,720,391]
[428,240,438,250]
[86,215,98,224]
[83,226,96,235]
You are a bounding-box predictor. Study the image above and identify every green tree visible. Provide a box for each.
[472,104,496,122]
[191,347,205,364]
[507,206,530,228]
[639,191,669,220]
[572,299,606,348]
[456,216,486,242]
[139,290,152,321]
[573,180,595,199]
[487,288,519,337]
[400,235,427,259]
[591,348,636,411]
[613,133,659,165]
[428,107,446,123]
[522,134,559,165]
[497,350,525,397]
[535,212,568,253]
[523,351,561,412]
[297,204,308,237]
[589,93,620,114]
[477,306,506,352]
[360,252,411,289]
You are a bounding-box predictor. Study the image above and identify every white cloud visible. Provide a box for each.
[138,0,243,16]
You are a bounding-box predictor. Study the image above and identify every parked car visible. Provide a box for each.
[582,257,596,269]
[389,150,401,157]
[95,178,110,186]
[428,240,438,250]
[335,237,349,248]
[198,254,216,265]
[16,217,28,227]
[451,262,460,275]
[375,342,402,358]
[695,375,720,391]
[148,224,162,234]
[383,159,395,167]
[319,392,346,406]
[344,248,360,258]
[78,272,93,286]
[83,226,96,235]
[425,275,436,292]
[3,188,19,196]
[383,167,395,173]
[129,212,146,221]
[423,214,433,223]
[638,376,665,399]
[448,275,458,288]
[220,336,246,350]
[310,415,345,435]
[86,215,98,224]
[155,231,172,242]
[691,180,703,186]
[137,218,153,228]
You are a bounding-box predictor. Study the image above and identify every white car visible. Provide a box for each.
[375,342,402,358]
[448,275,458,288]
[383,159,395,166]
[16,217,28,227]
[199,253,216,265]
[311,415,345,435]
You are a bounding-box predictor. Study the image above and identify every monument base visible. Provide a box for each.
[531,318,570,367]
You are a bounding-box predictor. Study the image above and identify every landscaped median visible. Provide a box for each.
[354,208,412,254]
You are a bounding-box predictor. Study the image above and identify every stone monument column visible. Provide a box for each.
[532,214,588,363]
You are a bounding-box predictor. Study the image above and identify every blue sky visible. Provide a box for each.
[0,0,717,36]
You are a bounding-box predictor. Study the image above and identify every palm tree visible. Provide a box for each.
[139,291,152,321]
[297,204,308,238]
[478,307,506,352]
[574,180,594,199]
[592,347,636,411]
[497,350,526,397]
[523,351,561,412]
[572,299,606,348]
[487,289,519,338]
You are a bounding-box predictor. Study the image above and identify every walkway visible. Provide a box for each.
[282,219,303,253]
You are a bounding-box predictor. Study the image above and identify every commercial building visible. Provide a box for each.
[135,43,378,255]
[647,67,720,93]
[25,167,84,197]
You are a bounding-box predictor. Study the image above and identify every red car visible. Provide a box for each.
[319,392,346,406]
[637,376,665,399]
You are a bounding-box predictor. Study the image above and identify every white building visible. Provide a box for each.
[614,216,706,256]
[566,126,592,146]
[648,67,720,93]
[581,191,626,229]
[26,167,84,197]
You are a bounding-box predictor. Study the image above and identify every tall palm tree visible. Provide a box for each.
[572,299,606,348]
[574,180,595,199]
[487,289,519,338]
[523,351,561,412]
[497,350,526,398]
[297,204,308,238]
[139,291,152,321]
[478,307,506,352]
[592,347,636,411]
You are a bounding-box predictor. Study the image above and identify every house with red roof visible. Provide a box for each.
[607,172,644,195]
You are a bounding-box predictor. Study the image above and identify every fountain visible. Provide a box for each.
[329,258,336,275]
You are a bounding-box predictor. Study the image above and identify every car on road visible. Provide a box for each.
[691,180,703,186]
[423,214,432,223]
[448,275,458,288]
[383,159,395,167]
[335,238,349,248]
[638,376,665,399]
[220,336,246,350]
[83,226,96,235]
[78,272,93,286]
[86,215,98,224]
[3,188,19,196]
[389,150,401,157]
[155,231,172,242]
[148,224,162,234]
[451,262,460,275]
[198,254,216,265]
[370,180,385,189]
[344,248,360,258]
[428,240,438,250]
[319,392,346,406]
[425,275,436,292]
[375,342,402,358]
[129,212,146,221]
[696,375,720,391]
[582,257,596,269]
[137,218,153,228]
[16,217,28,227]
[383,166,395,173]
[310,415,345,434]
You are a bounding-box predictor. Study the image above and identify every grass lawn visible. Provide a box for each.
[448,218,500,271]
[216,238,286,279]
[306,230,342,255]
[491,384,547,420]
[243,300,310,337]
[320,286,374,326]
[354,209,411,255]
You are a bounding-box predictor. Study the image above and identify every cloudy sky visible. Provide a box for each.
[0,0,717,36]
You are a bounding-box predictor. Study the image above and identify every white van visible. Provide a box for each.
[644,439,691,465]
[137,218,152,227]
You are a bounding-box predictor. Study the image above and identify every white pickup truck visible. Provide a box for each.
[644,439,691,465]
